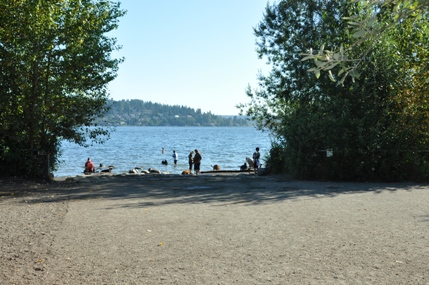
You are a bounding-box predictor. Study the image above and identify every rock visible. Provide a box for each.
[148,168,161,174]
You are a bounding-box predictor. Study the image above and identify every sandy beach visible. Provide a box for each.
[1,173,428,284]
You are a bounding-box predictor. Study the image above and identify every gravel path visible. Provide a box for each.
[1,174,429,284]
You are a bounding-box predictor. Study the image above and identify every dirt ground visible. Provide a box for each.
[1,173,429,284]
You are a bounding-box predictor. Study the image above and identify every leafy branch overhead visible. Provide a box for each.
[301,0,429,85]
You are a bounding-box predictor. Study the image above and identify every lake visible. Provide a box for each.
[55,126,272,177]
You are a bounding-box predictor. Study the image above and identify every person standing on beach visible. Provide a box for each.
[193,149,202,175]
[172,150,178,165]
[188,150,194,171]
[253,147,261,171]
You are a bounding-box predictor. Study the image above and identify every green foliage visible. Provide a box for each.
[95,99,252,127]
[242,0,429,181]
[264,141,287,174]
[302,0,429,82]
[0,0,125,178]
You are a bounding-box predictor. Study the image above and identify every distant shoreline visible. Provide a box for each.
[94,99,253,127]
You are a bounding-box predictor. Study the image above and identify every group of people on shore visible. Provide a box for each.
[168,147,259,175]
[84,147,260,175]
[166,148,202,175]
[187,149,202,175]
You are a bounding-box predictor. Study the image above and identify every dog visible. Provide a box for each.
[212,164,220,171]
[161,160,168,165]
[181,169,192,175]
[101,166,114,173]
[240,163,248,171]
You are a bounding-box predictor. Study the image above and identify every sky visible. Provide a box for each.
[107,1,270,116]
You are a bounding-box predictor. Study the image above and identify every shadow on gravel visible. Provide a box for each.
[2,174,427,208]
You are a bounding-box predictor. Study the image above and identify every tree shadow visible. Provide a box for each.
[5,174,427,209]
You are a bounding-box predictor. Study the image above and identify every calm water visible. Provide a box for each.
[55,126,272,177]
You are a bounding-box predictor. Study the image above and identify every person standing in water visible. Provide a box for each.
[193,149,202,175]
[172,150,178,165]
[188,150,194,171]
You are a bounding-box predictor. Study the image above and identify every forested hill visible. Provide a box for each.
[95,99,252,126]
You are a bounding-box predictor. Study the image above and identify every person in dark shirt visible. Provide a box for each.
[188,150,194,170]
[193,149,202,175]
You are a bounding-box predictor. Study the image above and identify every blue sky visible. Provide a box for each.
[108,1,270,115]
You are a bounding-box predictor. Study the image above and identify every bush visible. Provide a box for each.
[264,141,288,174]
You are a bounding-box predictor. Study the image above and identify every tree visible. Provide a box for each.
[239,0,353,174]
[0,0,125,178]
[301,0,429,84]
[241,0,429,181]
